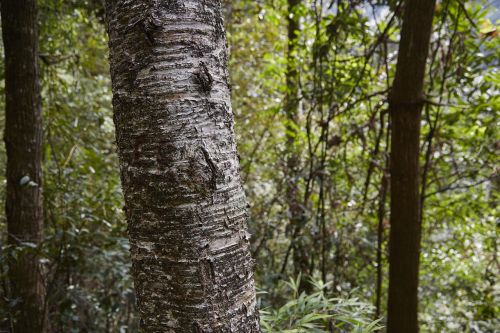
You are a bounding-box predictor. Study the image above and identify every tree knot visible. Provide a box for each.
[194,62,213,94]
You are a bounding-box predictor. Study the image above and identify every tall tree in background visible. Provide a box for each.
[284,0,309,287]
[105,1,260,331]
[387,0,436,332]
[1,0,47,332]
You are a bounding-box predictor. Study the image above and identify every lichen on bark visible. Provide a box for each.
[105,1,261,331]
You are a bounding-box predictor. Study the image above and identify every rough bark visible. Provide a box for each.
[1,0,47,332]
[387,0,436,332]
[105,1,260,331]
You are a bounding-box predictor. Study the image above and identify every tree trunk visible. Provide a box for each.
[1,0,47,332]
[284,0,309,289]
[375,112,389,319]
[387,0,436,332]
[104,1,260,331]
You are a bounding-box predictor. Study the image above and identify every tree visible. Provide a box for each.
[104,1,260,331]
[1,0,47,332]
[387,0,436,332]
[283,0,311,290]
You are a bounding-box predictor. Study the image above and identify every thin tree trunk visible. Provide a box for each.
[375,111,389,319]
[1,0,47,332]
[284,0,310,290]
[387,0,436,332]
[104,1,260,331]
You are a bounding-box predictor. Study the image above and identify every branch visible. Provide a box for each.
[424,176,497,198]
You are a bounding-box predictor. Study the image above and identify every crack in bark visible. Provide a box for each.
[194,61,213,94]
[201,145,218,190]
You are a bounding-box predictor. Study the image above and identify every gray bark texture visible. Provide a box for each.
[104,1,261,332]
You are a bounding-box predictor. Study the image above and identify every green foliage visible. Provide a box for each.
[36,1,136,330]
[0,0,136,331]
[0,0,497,331]
[231,0,498,331]
[260,276,382,332]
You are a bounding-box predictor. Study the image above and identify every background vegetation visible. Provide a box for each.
[0,0,498,331]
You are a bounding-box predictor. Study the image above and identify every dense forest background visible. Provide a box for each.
[0,0,498,332]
